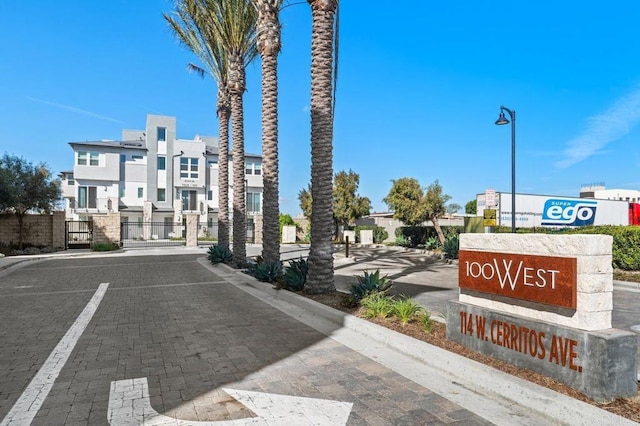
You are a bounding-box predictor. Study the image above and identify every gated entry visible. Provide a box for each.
[65,221,93,249]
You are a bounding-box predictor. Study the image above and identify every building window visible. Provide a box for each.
[246,192,262,213]
[245,161,262,175]
[157,127,166,142]
[132,154,143,161]
[138,187,143,198]
[120,154,126,163]
[68,174,75,185]
[157,188,166,202]
[78,151,99,166]
[78,186,97,209]
[157,156,166,170]
[120,187,125,198]
[181,190,197,211]
[180,157,199,179]
[208,158,218,166]
[207,190,213,200]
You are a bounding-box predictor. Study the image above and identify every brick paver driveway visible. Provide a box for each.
[0,254,490,425]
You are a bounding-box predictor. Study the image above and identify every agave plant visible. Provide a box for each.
[349,269,392,302]
[207,244,233,264]
[251,259,283,283]
[283,257,309,291]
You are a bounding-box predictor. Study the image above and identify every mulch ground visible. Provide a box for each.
[303,291,640,423]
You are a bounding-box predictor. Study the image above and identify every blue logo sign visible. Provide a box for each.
[541,199,597,226]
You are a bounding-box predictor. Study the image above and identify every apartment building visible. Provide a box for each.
[59,114,263,227]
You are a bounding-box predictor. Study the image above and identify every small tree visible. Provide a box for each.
[446,203,461,215]
[383,177,452,245]
[423,180,450,245]
[465,199,477,214]
[298,184,313,220]
[0,153,60,249]
[298,170,371,232]
[333,170,371,231]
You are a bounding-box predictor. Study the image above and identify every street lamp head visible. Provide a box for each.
[495,111,509,125]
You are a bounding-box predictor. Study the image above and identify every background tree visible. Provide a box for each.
[333,169,370,231]
[423,180,450,245]
[383,177,452,245]
[0,154,60,249]
[297,170,370,230]
[298,184,313,220]
[306,0,338,294]
[446,203,461,215]
[254,0,283,264]
[164,0,232,249]
[465,199,477,214]
[382,177,424,226]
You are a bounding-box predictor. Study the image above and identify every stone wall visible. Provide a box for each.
[0,212,65,249]
[92,213,121,246]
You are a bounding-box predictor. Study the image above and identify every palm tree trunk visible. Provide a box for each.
[229,56,247,267]
[217,90,231,249]
[306,0,337,294]
[260,49,280,264]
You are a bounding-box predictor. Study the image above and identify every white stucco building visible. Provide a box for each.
[59,114,263,228]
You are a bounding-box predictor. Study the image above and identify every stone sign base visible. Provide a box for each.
[447,301,638,402]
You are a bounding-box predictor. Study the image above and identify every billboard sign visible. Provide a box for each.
[541,199,597,227]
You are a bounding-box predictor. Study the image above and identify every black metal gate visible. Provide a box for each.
[120,221,184,248]
[65,221,93,249]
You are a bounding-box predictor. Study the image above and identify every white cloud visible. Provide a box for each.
[26,96,123,123]
[555,85,640,168]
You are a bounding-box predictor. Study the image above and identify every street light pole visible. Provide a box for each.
[495,106,516,233]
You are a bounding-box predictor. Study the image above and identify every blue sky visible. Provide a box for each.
[3,1,640,215]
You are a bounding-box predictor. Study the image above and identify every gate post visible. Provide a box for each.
[185,213,199,247]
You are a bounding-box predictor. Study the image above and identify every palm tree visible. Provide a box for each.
[306,0,338,294]
[253,0,283,264]
[164,0,231,249]
[210,0,258,267]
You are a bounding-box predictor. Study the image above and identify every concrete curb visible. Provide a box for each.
[204,260,635,426]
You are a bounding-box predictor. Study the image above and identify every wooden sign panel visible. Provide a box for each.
[459,250,577,309]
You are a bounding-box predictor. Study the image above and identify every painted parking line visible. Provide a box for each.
[108,377,353,425]
[1,283,109,426]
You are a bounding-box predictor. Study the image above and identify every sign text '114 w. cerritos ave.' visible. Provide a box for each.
[458,250,577,309]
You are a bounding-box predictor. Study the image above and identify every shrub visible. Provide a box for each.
[283,257,309,291]
[391,297,422,325]
[207,244,233,264]
[251,260,283,283]
[418,310,435,333]
[350,269,392,302]
[425,236,440,250]
[443,235,459,259]
[360,292,394,319]
[395,226,428,247]
[92,243,119,252]
[354,225,389,244]
[395,235,411,247]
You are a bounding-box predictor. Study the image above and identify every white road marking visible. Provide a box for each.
[1,283,109,426]
[108,377,353,426]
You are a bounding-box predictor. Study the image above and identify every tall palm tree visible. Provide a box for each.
[306,0,338,293]
[164,0,231,249]
[210,0,258,267]
[253,0,283,264]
